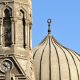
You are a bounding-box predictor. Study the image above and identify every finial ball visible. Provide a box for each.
[47,19,52,23]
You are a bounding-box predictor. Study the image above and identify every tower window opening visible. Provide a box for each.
[20,9,26,48]
[3,8,12,47]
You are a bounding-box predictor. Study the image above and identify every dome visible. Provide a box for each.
[33,19,80,80]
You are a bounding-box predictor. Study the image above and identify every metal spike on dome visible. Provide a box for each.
[47,19,52,34]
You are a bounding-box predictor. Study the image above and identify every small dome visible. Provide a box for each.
[33,34,80,80]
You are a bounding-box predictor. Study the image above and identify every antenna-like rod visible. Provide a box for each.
[47,19,52,34]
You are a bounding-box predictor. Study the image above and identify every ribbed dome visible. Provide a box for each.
[33,34,80,80]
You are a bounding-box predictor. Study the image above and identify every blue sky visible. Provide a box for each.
[32,0,80,54]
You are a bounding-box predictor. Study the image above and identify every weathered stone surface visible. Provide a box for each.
[0,0,35,80]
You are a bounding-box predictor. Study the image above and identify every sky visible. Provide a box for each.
[32,0,80,54]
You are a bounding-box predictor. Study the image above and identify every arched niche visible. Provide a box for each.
[20,9,26,27]
[3,7,12,47]
[20,9,26,48]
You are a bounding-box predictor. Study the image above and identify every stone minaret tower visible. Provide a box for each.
[0,0,35,80]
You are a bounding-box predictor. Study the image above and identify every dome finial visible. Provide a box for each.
[47,19,52,34]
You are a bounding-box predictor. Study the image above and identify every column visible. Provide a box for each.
[29,22,32,49]
[25,20,28,48]
[1,18,3,46]
[0,20,2,45]
[28,23,29,48]
[11,18,15,46]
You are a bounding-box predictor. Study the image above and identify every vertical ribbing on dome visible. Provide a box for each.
[52,36,79,80]
[52,38,71,80]
[33,36,48,59]
[67,49,80,63]
[65,49,79,80]
[49,36,51,80]
[33,49,39,59]
[39,39,48,80]
[51,38,61,80]
[70,50,80,79]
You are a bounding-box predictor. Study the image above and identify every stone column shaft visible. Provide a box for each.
[11,20,15,45]
[0,20,2,45]
[1,18,3,46]
[29,22,32,49]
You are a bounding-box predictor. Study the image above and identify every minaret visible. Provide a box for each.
[0,0,35,80]
[0,0,32,48]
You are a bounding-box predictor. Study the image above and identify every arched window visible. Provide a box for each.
[3,8,12,47]
[20,10,26,27]
[20,9,26,48]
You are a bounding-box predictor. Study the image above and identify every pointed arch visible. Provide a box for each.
[20,9,26,48]
[3,6,12,17]
[20,9,26,27]
[3,7,12,47]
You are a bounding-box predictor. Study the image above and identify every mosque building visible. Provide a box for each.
[0,0,79,80]
[33,19,80,80]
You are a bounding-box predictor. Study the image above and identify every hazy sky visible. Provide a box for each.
[32,0,80,54]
